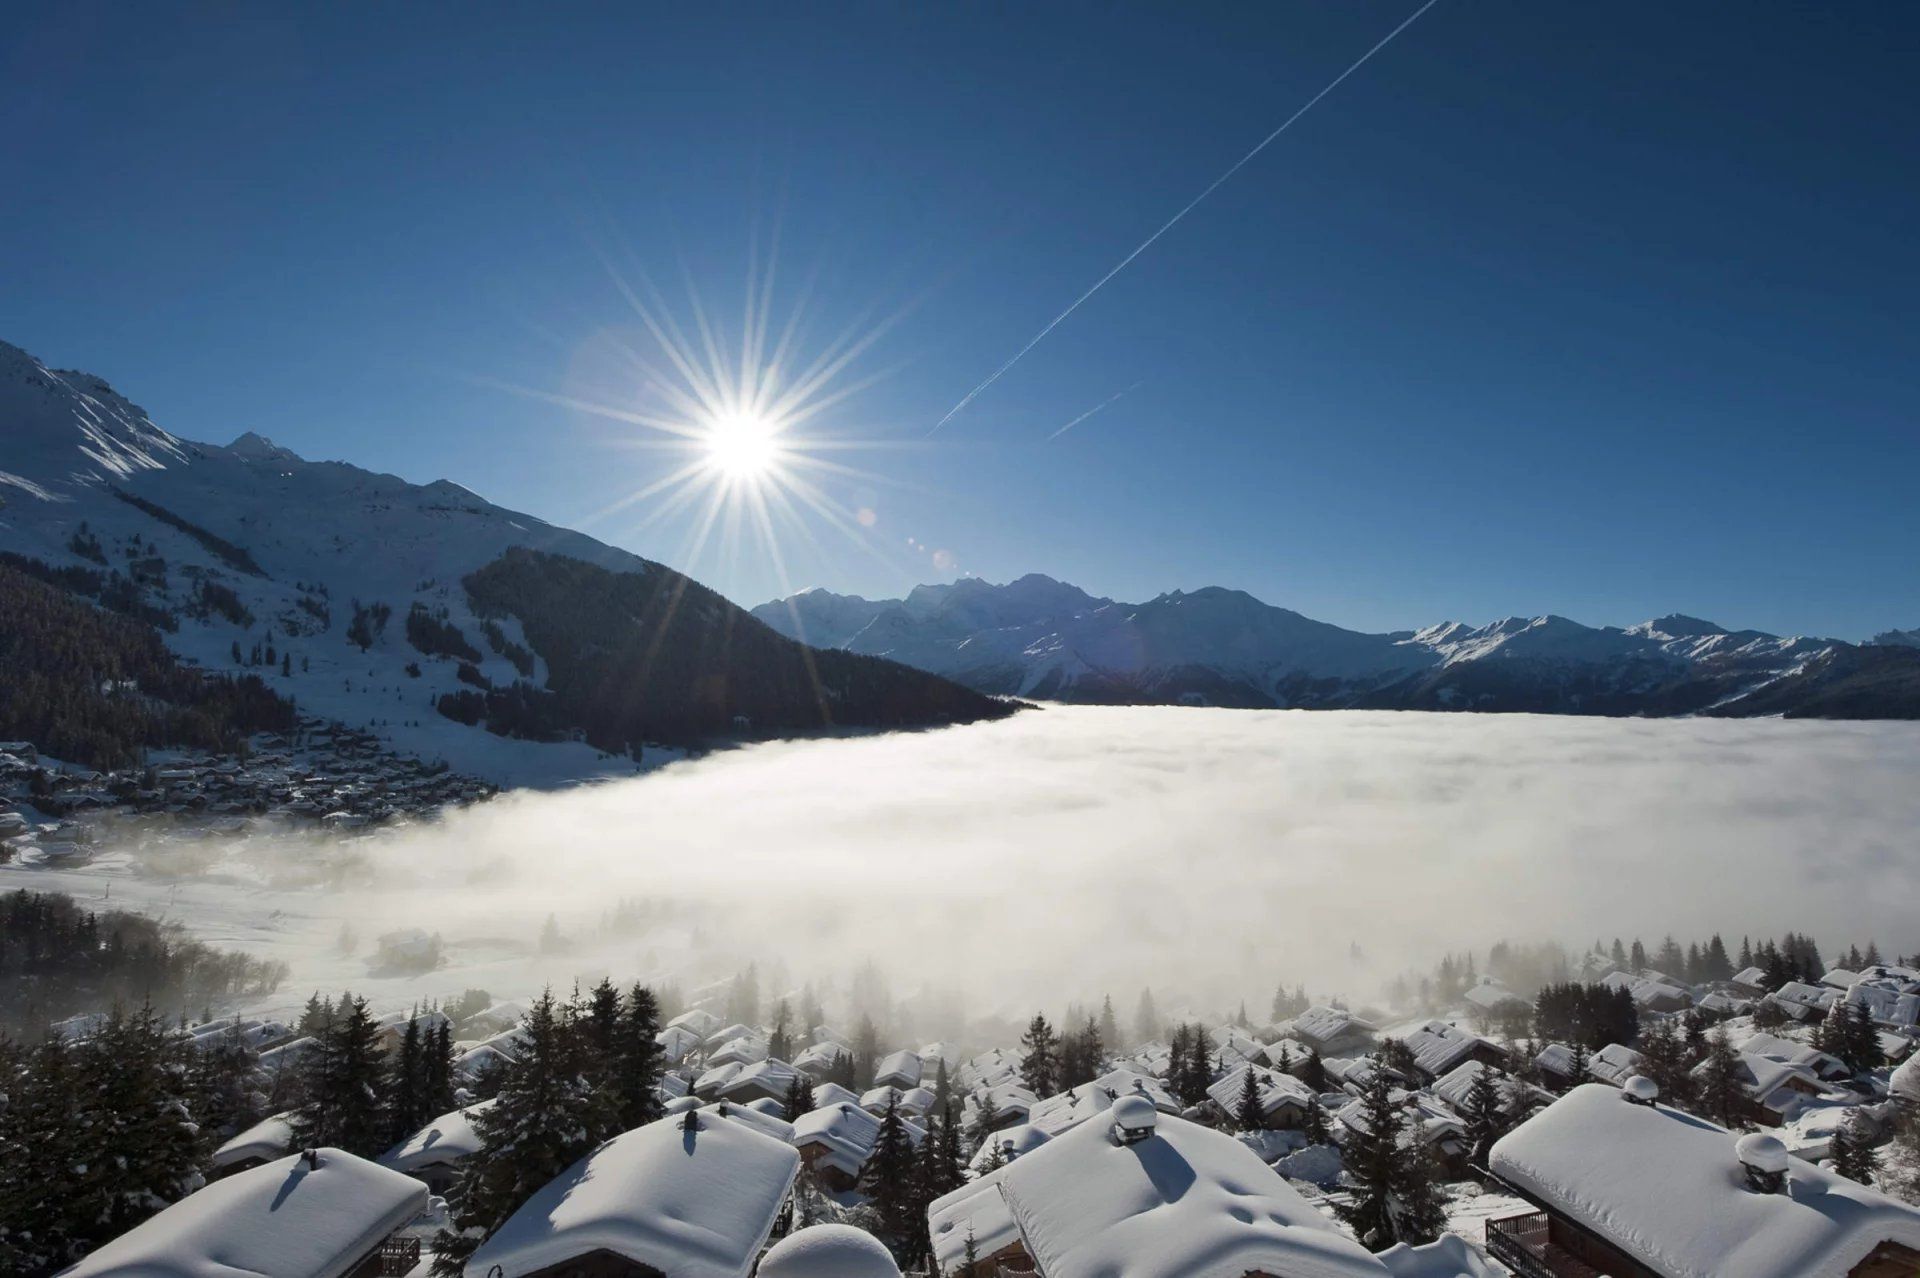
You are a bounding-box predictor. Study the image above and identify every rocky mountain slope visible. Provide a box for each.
[755,578,1920,718]
[0,340,1012,784]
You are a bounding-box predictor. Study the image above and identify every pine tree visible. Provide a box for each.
[425,1018,456,1115]
[383,1013,429,1151]
[434,991,621,1273]
[613,983,666,1130]
[853,1014,882,1089]
[860,1096,919,1260]
[784,1072,816,1122]
[1462,1064,1507,1164]
[931,1057,952,1113]
[768,998,793,1063]
[1697,1027,1745,1127]
[1134,987,1159,1044]
[1235,1065,1266,1132]
[1020,1013,1059,1098]
[1337,1068,1405,1248]
[1395,1136,1450,1245]
[969,1089,1000,1145]
[1829,1112,1877,1185]
[1303,1096,1331,1145]
[1099,995,1121,1053]
[295,995,388,1157]
[1300,1046,1328,1093]
[191,1018,264,1145]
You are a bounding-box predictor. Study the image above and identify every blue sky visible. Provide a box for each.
[3,3,1914,638]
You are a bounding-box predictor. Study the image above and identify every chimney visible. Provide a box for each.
[1621,1076,1659,1106]
[301,1147,321,1169]
[1110,1094,1158,1146]
[1736,1133,1790,1194]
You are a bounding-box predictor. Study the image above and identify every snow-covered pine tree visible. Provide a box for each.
[294,995,388,1157]
[1300,1046,1328,1093]
[425,1017,456,1115]
[66,1006,207,1257]
[1235,1065,1265,1132]
[1697,1027,1745,1128]
[969,1089,1000,1146]
[784,1072,816,1122]
[433,990,621,1274]
[613,983,665,1130]
[1337,1067,1405,1249]
[859,1095,919,1260]
[1099,995,1120,1053]
[1462,1064,1506,1164]
[383,1013,429,1151]
[191,1018,264,1146]
[1829,1112,1877,1185]
[0,1035,86,1274]
[1019,1013,1058,1098]
[931,1057,951,1113]
[1303,1096,1331,1145]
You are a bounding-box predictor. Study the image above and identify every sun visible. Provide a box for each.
[702,411,782,479]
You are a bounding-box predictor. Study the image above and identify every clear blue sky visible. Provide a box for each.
[3,3,1915,638]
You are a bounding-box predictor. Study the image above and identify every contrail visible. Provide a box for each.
[931,0,1441,434]
[1048,381,1144,441]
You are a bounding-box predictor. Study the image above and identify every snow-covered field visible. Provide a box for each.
[6,706,1919,1023]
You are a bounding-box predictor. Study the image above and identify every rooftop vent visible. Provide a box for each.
[1110,1094,1158,1145]
[1622,1076,1659,1106]
[1736,1133,1790,1194]
[301,1147,321,1169]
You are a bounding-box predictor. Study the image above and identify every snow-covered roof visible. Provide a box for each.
[807,1081,859,1111]
[1891,1055,1920,1105]
[464,1111,799,1278]
[969,1122,1053,1173]
[1287,1004,1376,1051]
[792,1102,885,1180]
[928,1176,1024,1273]
[1733,966,1770,987]
[380,1100,495,1174]
[210,1112,295,1168]
[759,1224,901,1278]
[63,1148,426,1278]
[1587,1042,1646,1087]
[702,1100,795,1143]
[1399,1020,1497,1078]
[1736,1031,1847,1078]
[993,1110,1393,1278]
[1462,979,1526,1011]
[1375,1234,1502,1278]
[1027,1071,1180,1137]
[874,1048,922,1087]
[1205,1064,1315,1122]
[1692,1052,1822,1110]
[667,1007,723,1037]
[1490,1083,1920,1278]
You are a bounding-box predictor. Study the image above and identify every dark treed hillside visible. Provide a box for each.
[0,890,288,1034]
[1707,643,1920,719]
[458,548,1018,750]
[0,559,295,768]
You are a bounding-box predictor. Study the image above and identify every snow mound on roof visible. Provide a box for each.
[1490,1083,1920,1278]
[380,1099,494,1173]
[1376,1232,1504,1277]
[62,1147,425,1278]
[464,1112,799,1278]
[759,1224,901,1278]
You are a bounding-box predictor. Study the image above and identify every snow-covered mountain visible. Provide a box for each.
[1873,628,1920,649]
[0,340,1009,783]
[754,577,1919,718]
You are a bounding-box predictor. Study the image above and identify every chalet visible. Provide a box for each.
[929,1100,1487,1278]
[701,1099,796,1143]
[760,1224,902,1278]
[874,1048,923,1089]
[1464,978,1529,1016]
[1400,1020,1506,1082]
[63,1147,426,1278]
[965,1080,1038,1133]
[1698,991,1754,1018]
[1335,1091,1470,1171]
[1025,1070,1181,1138]
[792,1040,849,1080]
[1205,1064,1317,1130]
[1285,1004,1378,1056]
[1587,1043,1647,1088]
[465,1110,799,1278]
[807,1081,860,1110]
[716,1058,802,1107]
[1430,1060,1548,1122]
[666,1006,723,1039]
[1737,1030,1851,1083]
[1488,1082,1920,1278]
[1694,1051,1826,1127]
[791,1101,889,1192]
[654,1023,703,1063]
[1891,1056,1920,1108]
[969,1122,1052,1173]
[209,1112,295,1176]
[1770,980,1840,1022]
[708,1034,769,1068]
[380,1099,495,1196]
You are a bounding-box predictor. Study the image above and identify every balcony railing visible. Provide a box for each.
[373,1236,421,1277]
[1485,1210,1604,1278]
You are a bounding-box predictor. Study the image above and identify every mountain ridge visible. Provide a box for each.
[0,339,1014,783]
[753,578,1920,718]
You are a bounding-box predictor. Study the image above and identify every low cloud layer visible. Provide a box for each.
[23,707,1920,1028]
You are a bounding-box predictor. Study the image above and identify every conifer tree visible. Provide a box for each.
[853,1014,882,1090]
[1134,987,1159,1044]
[931,1057,952,1113]
[1099,995,1121,1053]
[295,995,388,1157]
[860,1096,919,1260]
[1462,1064,1507,1164]
[1337,1068,1406,1248]
[1696,1027,1745,1127]
[784,1072,815,1122]
[613,983,666,1130]
[1019,1013,1059,1098]
[434,991,621,1274]
[1235,1064,1265,1132]
[1300,1046,1329,1092]
[1829,1112,1877,1185]
[1303,1096,1331,1145]
[383,1013,429,1150]
[191,1018,264,1145]
[425,1018,456,1115]
[970,1089,1000,1146]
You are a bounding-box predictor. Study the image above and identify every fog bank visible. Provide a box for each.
[14,707,1919,1026]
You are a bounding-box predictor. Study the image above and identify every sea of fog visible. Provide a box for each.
[7,706,1919,1030]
